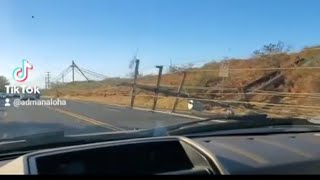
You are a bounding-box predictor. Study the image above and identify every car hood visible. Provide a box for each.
[194,131,320,174]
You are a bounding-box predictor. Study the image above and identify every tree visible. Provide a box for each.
[0,76,9,92]
[253,41,291,68]
[253,41,290,57]
[168,63,194,73]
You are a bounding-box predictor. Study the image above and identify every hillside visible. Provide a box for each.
[44,46,320,118]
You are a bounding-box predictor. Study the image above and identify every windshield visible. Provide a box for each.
[1,0,320,148]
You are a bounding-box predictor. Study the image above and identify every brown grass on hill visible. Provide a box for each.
[44,47,320,116]
[136,48,320,104]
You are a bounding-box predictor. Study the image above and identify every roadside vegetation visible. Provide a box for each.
[44,43,320,117]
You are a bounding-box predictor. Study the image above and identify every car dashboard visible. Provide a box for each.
[0,132,320,175]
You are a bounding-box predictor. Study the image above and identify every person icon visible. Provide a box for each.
[4,98,10,107]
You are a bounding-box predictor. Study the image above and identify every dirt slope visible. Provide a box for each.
[44,47,320,117]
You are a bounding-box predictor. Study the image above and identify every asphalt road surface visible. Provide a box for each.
[0,97,198,139]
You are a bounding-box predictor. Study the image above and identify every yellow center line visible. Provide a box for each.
[44,106,125,131]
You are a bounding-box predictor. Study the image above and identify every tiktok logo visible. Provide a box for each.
[12,59,33,82]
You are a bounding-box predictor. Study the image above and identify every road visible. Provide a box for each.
[0,97,198,139]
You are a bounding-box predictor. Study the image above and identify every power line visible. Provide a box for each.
[73,62,89,82]
[54,66,71,80]
[79,68,108,79]
[171,66,320,73]
[139,59,213,73]
[77,65,108,78]
[132,94,320,110]
[169,59,213,67]
[51,61,109,83]
[51,66,72,82]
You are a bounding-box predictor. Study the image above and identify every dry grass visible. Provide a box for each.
[43,47,320,117]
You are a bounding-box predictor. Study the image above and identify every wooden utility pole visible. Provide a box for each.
[152,65,163,110]
[72,61,75,82]
[45,76,47,89]
[172,72,187,112]
[45,72,51,89]
[130,59,140,108]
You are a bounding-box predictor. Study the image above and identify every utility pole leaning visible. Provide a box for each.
[172,71,187,112]
[152,65,163,110]
[72,61,75,82]
[130,59,140,108]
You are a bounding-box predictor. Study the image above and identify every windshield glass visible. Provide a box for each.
[0,0,320,146]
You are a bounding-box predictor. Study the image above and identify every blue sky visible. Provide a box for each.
[1,0,320,87]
